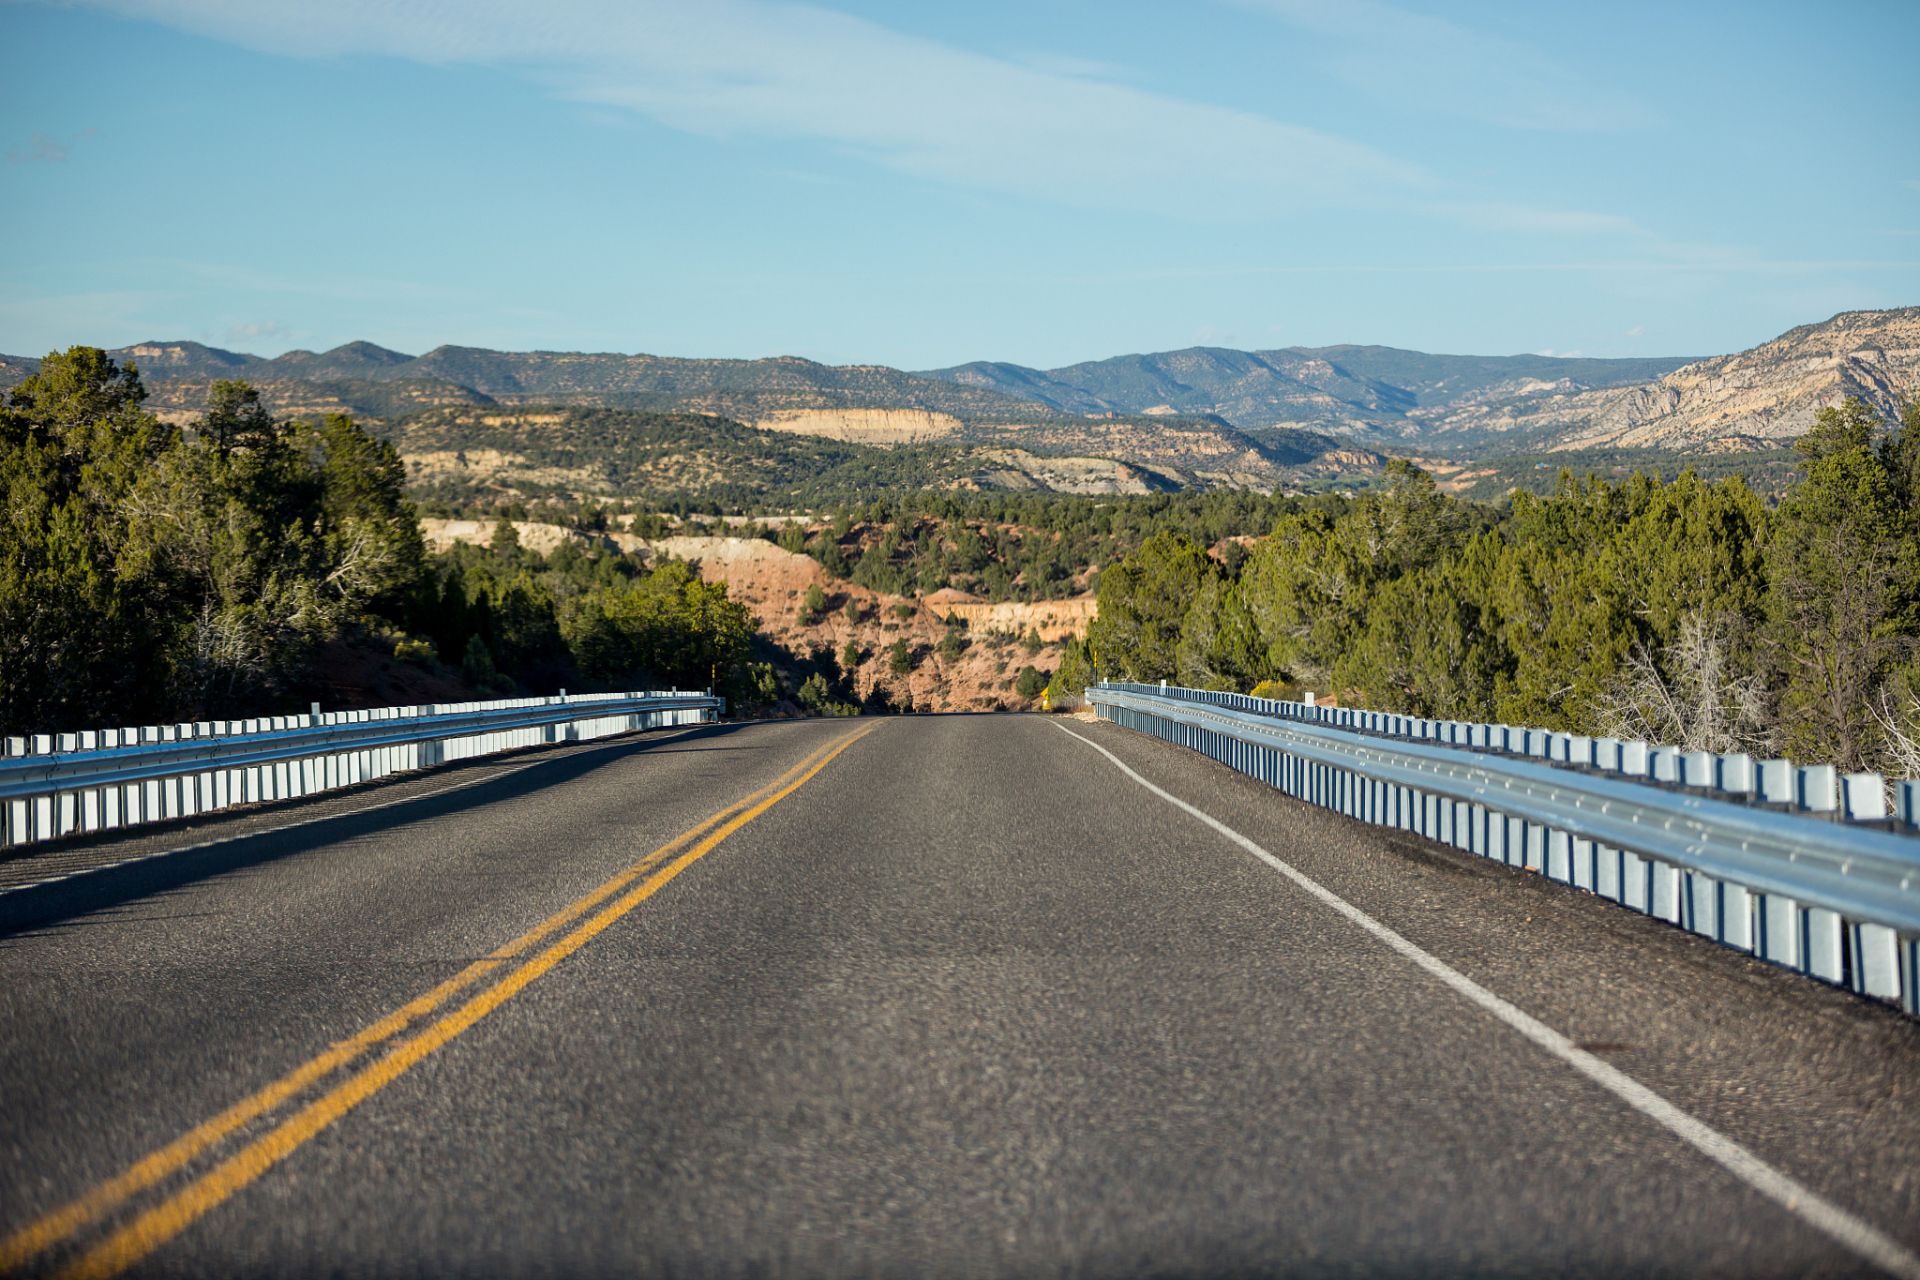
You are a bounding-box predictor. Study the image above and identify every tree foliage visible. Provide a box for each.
[0,354,425,730]
[1084,531,1217,682]
[0,354,762,732]
[1083,400,1920,778]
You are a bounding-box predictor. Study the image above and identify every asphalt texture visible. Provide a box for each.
[1,713,1917,1279]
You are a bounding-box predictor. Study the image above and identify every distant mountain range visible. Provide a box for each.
[25,341,1058,423]
[3,308,1913,471]
[915,347,1695,439]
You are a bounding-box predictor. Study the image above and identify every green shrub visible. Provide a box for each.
[1015,665,1047,699]
[394,635,437,664]
[797,672,831,711]
[797,671,861,716]
[814,538,849,578]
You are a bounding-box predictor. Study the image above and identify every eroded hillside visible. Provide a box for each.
[385,406,1359,502]
[1414,308,1920,452]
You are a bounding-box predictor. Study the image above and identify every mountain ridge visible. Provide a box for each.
[3,307,1912,463]
[1410,307,1920,452]
[916,345,1697,437]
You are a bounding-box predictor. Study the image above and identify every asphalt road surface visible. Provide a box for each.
[1,713,1917,1279]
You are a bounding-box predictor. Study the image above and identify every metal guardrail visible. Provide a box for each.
[1088,681,1920,1016]
[2,691,723,849]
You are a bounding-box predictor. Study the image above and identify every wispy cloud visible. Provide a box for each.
[91,0,1430,219]
[8,129,98,164]
[1436,202,1646,236]
[215,319,291,344]
[80,0,1673,244]
[1233,0,1651,131]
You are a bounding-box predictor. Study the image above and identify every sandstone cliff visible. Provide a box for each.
[753,408,964,445]
[1420,308,1920,452]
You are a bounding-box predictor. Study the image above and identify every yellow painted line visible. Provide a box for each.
[0,726,868,1275]
[57,719,879,1280]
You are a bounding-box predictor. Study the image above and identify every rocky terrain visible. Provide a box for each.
[922,588,1095,642]
[419,518,1085,714]
[755,407,966,445]
[1418,307,1920,452]
[383,405,1355,502]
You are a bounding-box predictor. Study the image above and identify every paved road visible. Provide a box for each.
[1,714,1917,1278]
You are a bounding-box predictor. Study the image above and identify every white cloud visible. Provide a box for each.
[7,129,98,164]
[1437,202,1646,236]
[1233,0,1652,132]
[87,0,1426,218]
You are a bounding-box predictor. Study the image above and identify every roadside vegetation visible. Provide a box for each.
[0,350,751,735]
[1068,398,1920,778]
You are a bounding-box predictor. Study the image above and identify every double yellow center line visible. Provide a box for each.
[3,721,881,1280]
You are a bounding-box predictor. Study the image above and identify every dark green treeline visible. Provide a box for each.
[0,350,750,734]
[1069,398,1920,777]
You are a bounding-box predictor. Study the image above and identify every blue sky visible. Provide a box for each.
[2,0,1916,369]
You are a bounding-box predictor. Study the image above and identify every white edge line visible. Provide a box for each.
[0,726,710,901]
[1053,720,1920,1280]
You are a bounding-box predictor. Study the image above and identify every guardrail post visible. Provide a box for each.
[1805,908,1846,985]
[1749,764,1801,958]
[1621,849,1651,912]
[1842,773,1888,822]
[1796,768,1846,983]
[1851,925,1902,1002]
[1758,894,1801,969]
[1594,842,1621,902]
[1799,765,1838,814]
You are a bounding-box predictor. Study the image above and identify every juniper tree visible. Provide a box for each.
[1765,399,1920,770]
